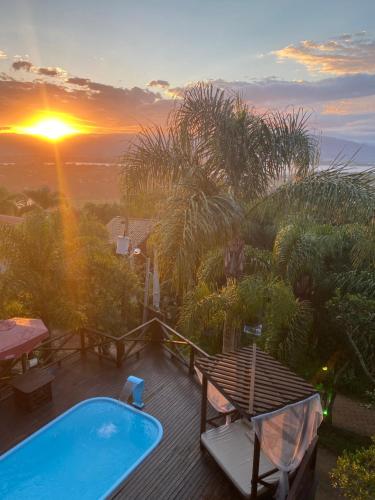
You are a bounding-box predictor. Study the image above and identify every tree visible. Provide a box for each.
[0,211,75,330]
[241,217,375,411]
[122,83,375,352]
[0,186,17,215]
[122,85,316,292]
[81,202,127,225]
[0,210,141,334]
[23,186,63,211]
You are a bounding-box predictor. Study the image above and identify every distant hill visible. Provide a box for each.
[0,133,135,162]
[0,133,374,165]
[320,136,375,165]
[0,133,374,205]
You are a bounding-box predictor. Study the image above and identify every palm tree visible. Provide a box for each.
[122,83,375,351]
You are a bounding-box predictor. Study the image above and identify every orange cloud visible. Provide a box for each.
[322,95,375,115]
[274,33,375,75]
[0,74,172,134]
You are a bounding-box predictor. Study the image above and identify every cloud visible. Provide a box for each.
[322,95,375,116]
[172,75,375,107]
[66,77,90,86]
[12,59,33,71]
[0,74,173,133]
[2,57,375,143]
[274,32,375,75]
[11,58,66,78]
[147,79,170,88]
[167,75,375,143]
[166,86,185,99]
[37,66,65,77]
[0,50,7,60]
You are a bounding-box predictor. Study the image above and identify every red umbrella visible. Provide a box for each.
[0,318,49,361]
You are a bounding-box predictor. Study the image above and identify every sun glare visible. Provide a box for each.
[13,114,84,141]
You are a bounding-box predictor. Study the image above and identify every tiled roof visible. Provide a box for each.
[0,214,23,226]
[106,216,155,247]
[196,345,316,417]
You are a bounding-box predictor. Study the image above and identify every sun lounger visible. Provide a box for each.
[201,419,280,497]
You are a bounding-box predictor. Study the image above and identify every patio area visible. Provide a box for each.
[0,345,242,499]
[0,342,337,499]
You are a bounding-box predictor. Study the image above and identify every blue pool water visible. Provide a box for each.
[0,397,163,499]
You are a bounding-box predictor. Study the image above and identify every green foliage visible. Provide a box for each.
[121,83,375,398]
[0,186,18,215]
[23,186,62,211]
[0,211,141,334]
[326,293,375,385]
[178,272,313,361]
[334,271,375,299]
[243,245,273,276]
[154,171,242,292]
[254,167,375,226]
[0,211,74,329]
[197,248,226,289]
[81,201,127,225]
[121,84,316,292]
[330,437,375,499]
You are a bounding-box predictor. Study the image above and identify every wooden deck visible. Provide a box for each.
[0,345,241,499]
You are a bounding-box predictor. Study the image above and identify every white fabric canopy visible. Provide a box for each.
[251,393,323,500]
[195,367,235,414]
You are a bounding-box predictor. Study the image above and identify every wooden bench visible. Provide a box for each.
[11,369,55,412]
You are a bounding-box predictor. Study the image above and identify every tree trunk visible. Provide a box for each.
[222,316,237,353]
[222,238,245,353]
[224,238,245,280]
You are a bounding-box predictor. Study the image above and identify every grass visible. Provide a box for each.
[319,422,372,456]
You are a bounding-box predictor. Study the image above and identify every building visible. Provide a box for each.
[106,216,156,253]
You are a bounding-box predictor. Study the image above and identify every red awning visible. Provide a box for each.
[0,318,49,360]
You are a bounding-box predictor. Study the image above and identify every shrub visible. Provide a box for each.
[330,437,375,499]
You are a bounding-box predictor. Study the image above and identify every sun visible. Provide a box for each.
[23,118,78,141]
[13,113,84,141]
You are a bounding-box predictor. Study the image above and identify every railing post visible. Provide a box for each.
[250,433,261,499]
[200,374,208,435]
[142,257,151,324]
[80,329,86,359]
[189,347,195,375]
[21,353,28,373]
[116,340,124,368]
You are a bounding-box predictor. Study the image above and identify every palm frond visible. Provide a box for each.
[333,271,375,298]
[197,248,226,289]
[244,245,273,276]
[155,171,243,292]
[254,167,375,224]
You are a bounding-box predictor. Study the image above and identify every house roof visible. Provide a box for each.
[196,345,316,418]
[0,214,23,226]
[106,216,155,247]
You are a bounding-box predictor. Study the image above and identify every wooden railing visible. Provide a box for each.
[81,317,209,371]
[0,316,208,401]
[0,330,83,401]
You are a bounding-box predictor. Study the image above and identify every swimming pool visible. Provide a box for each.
[0,397,163,499]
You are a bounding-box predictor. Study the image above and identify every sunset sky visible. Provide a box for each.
[1,0,375,143]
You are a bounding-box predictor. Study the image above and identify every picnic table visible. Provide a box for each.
[11,369,55,411]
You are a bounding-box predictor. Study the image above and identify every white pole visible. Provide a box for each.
[152,251,160,310]
[142,257,151,323]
